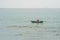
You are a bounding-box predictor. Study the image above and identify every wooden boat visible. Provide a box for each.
[31,21,43,23]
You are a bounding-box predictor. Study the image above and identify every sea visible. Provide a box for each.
[0,8,60,40]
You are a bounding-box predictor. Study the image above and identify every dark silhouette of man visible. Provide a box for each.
[37,19,39,23]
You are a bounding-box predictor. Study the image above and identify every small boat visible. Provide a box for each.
[31,21,43,23]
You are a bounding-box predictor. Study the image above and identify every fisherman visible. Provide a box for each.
[37,19,39,23]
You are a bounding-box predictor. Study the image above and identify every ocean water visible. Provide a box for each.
[0,8,60,40]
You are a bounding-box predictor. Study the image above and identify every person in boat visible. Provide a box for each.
[36,19,39,23]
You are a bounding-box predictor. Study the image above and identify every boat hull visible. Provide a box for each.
[31,21,43,23]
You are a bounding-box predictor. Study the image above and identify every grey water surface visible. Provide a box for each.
[0,8,60,40]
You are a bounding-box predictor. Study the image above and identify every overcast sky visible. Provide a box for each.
[0,0,60,8]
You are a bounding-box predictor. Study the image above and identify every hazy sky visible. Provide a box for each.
[0,0,60,8]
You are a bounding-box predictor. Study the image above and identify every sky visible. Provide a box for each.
[0,0,60,8]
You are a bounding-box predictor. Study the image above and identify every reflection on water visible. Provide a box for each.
[0,8,60,40]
